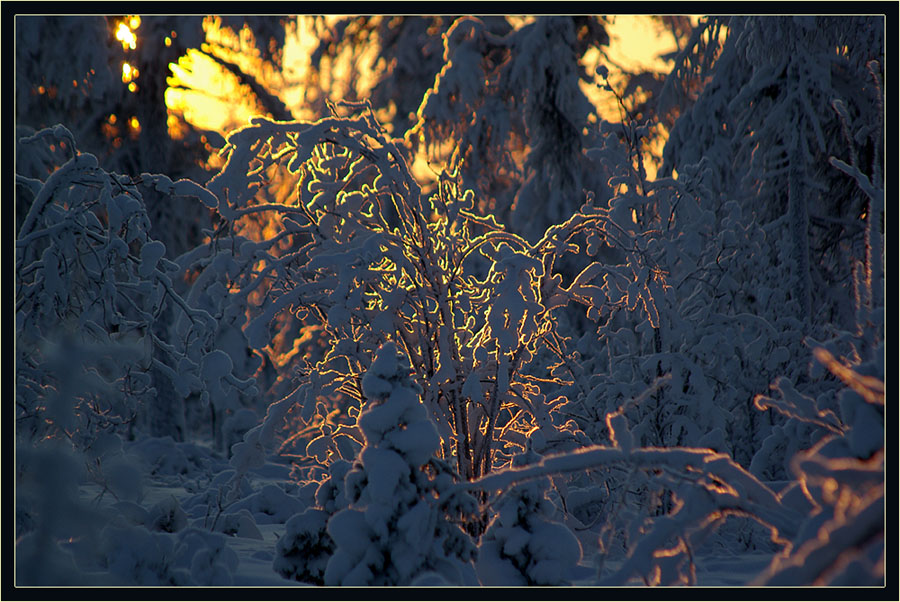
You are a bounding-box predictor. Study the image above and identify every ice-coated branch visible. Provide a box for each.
[462,442,795,526]
[17,151,100,245]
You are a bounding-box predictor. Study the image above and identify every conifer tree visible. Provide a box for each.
[323,341,477,585]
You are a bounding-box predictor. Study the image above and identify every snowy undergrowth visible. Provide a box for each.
[15,115,884,588]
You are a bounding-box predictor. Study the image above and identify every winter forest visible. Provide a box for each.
[14,13,886,589]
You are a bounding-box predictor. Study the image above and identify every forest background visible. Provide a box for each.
[13,13,887,588]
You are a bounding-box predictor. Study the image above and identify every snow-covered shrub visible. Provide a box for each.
[130,436,227,480]
[15,126,253,451]
[14,126,259,585]
[322,341,478,585]
[224,483,305,525]
[92,523,241,586]
[544,21,884,559]
[538,117,730,546]
[15,442,106,585]
[16,15,214,267]
[476,445,583,585]
[576,161,811,472]
[567,107,786,457]
[208,100,653,490]
[175,528,241,585]
[749,131,885,481]
[754,346,883,585]
[169,253,264,451]
[98,525,191,585]
[148,496,190,533]
[273,508,334,585]
[465,406,808,586]
[214,508,264,539]
[752,190,884,584]
[313,459,353,514]
[461,326,883,587]
[222,407,259,457]
[271,457,353,584]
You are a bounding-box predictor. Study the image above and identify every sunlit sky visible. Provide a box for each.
[115,15,693,178]
[582,15,686,122]
[605,15,678,73]
[595,15,696,178]
[161,15,684,126]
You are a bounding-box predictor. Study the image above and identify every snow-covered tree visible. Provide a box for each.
[273,508,334,585]
[661,16,884,333]
[412,16,610,241]
[475,443,583,585]
[14,125,255,584]
[322,341,478,585]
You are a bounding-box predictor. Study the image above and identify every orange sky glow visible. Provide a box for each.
[113,15,703,180]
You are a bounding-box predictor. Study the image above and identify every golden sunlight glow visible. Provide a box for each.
[608,15,678,73]
[584,15,707,180]
[165,16,393,144]
[128,116,141,138]
[166,17,286,137]
[166,47,261,134]
[122,62,138,83]
[101,114,119,144]
[115,21,137,50]
[276,18,320,116]
[160,15,704,182]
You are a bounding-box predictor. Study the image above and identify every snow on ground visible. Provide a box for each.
[57,434,777,588]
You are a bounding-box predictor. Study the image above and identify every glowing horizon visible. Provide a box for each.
[155,15,695,181]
